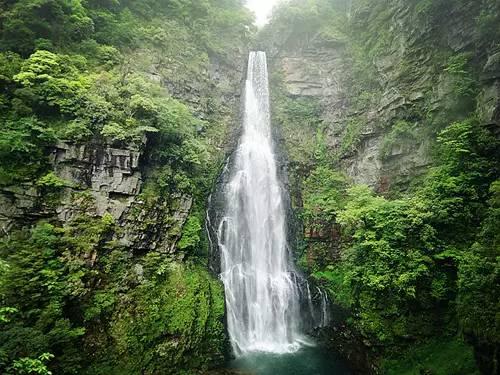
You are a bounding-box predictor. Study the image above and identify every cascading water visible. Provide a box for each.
[215,51,333,359]
[217,51,303,355]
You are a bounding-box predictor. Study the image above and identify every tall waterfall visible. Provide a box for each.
[217,51,303,355]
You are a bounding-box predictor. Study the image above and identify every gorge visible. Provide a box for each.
[0,1,499,375]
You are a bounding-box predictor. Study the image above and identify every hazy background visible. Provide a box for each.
[246,0,282,26]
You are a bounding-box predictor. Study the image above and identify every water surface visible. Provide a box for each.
[227,345,351,375]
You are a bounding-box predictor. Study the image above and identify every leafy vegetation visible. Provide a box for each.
[382,338,478,375]
[301,115,499,372]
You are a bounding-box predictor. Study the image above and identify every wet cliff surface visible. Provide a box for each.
[267,1,499,192]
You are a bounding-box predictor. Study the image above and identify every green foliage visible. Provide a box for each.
[302,166,348,231]
[14,50,89,115]
[36,172,69,189]
[0,0,93,56]
[0,204,227,375]
[334,186,443,343]
[0,307,18,323]
[338,117,364,156]
[0,222,87,373]
[299,115,498,357]
[271,75,323,171]
[312,265,352,307]
[102,260,225,374]
[417,118,498,240]
[0,0,251,374]
[382,337,478,375]
[444,53,478,98]
[0,117,57,185]
[264,0,499,371]
[379,120,418,160]
[477,0,500,46]
[9,353,54,375]
[457,180,500,346]
[178,215,202,250]
[0,0,252,190]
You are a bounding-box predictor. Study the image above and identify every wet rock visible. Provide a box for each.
[483,52,500,81]
[314,314,379,375]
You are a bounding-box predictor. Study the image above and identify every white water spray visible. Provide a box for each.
[217,51,304,355]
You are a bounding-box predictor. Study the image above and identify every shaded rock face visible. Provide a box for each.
[206,157,233,275]
[265,1,500,372]
[272,36,434,191]
[281,43,345,99]
[479,52,500,126]
[0,141,141,232]
[0,140,193,254]
[0,184,41,232]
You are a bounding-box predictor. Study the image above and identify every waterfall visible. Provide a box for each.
[217,51,303,355]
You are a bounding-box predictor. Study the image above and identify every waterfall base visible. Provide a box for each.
[239,334,315,355]
[226,344,351,375]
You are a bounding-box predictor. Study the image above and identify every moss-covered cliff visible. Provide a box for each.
[0,1,253,374]
[262,0,499,373]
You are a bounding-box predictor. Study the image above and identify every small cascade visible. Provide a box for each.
[306,283,315,322]
[317,287,330,327]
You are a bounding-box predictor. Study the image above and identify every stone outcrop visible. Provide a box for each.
[271,33,434,190]
[0,141,142,225]
[0,183,42,233]
[52,141,142,221]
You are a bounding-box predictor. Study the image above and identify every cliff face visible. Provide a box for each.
[270,1,499,192]
[0,53,244,252]
[0,50,245,373]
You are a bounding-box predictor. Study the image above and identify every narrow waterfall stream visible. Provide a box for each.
[217,51,350,374]
[218,51,302,354]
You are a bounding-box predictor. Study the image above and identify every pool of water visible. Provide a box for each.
[226,345,351,375]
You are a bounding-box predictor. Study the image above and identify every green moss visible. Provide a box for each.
[444,53,478,99]
[36,172,70,189]
[379,120,418,160]
[271,78,324,170]
[338,117,364,157]
[102,261,225,375]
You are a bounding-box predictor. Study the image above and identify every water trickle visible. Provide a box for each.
[317,287,330,327]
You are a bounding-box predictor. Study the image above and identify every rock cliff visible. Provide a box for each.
[268,0,499,193]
